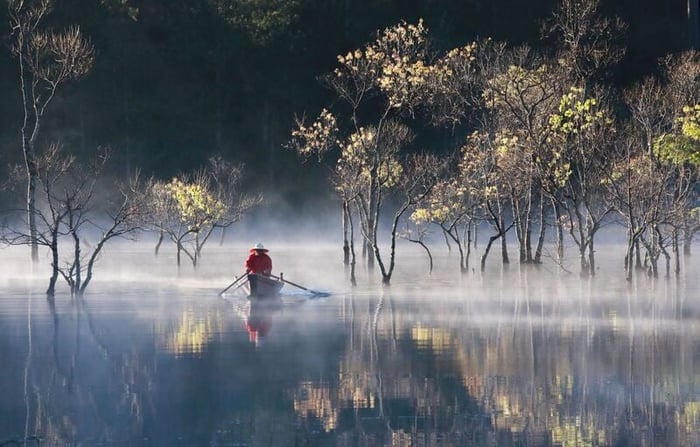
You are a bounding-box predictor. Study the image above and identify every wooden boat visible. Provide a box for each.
[247,273,284,298]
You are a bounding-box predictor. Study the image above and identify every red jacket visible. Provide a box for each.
[245,251,272,275]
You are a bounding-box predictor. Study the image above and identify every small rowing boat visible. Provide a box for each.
[247,273,284,298]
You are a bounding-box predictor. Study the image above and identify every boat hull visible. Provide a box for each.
[247,273,283,298]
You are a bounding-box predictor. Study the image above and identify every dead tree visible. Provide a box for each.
[7,0,95,262]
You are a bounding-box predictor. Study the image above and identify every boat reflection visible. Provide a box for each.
[244,297,283,347]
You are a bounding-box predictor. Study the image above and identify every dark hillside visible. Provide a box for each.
[0,0,692,207]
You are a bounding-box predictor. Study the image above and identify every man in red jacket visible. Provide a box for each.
[245,242,272,276]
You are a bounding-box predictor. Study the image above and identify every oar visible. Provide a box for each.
[270,274,329,297]
[218,273,247,296]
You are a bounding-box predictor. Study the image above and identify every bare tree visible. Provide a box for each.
[399,220,434,275]
[7,0,95,262]
[456,131,514,272]
[372,152,442,284]
[2,144,143,297]
[542,0,626,86]
[410,154,478,274]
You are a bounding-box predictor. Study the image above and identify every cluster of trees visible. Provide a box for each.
[0,0,262,297]
[0,0,697,294]
[1,147,258,296]
[288,0,700,284]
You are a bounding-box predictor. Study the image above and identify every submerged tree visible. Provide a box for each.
[410,151,478,274]
[1,143,143,297]
[649,105,700,275]
[614,52,700,278]
[479,46,566,264]
[144,157,261,269]
[658,52,700,256]
[546,87,617,275]
[7,0,95,262]
[288,20,481,283]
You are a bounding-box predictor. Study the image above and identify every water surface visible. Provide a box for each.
[1,244,699,446]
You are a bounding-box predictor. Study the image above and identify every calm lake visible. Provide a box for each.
[1,242,699,446]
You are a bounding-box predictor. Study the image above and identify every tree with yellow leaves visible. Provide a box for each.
[480,46,566,264]
[144,157,260,269]
[288,20,481,284]
[546,86,617,276]
[612,52,700,278]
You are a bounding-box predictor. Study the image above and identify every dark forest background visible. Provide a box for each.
[0,0,692,212]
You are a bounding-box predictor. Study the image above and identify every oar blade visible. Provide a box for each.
[270,274,329,298]
[309,291,330,298]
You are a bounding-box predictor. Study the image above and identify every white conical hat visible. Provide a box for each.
[250,242,268,252]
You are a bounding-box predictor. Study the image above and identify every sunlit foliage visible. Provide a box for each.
[654,105,700,167]
[288,109,338,159]
[144,158,259,268]
[163,177,226,233]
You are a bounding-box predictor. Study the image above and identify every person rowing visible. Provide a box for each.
[245,242,272,276]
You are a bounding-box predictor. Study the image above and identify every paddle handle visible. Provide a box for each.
[218,273,247,296]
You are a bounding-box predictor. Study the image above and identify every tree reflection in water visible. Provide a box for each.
[0,259,699,446]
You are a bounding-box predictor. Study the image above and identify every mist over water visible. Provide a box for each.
[1,240,699,446]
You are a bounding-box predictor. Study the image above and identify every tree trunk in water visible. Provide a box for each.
[588,238,596,276]
[465,223,472,271]
[72,224,82,296]
[481,234,499,272]
[47,235,59,297]
[534,197,546,264]
[443,228,452,252]
[343,202,350,266]
[155,231,164,256]
[412,240,433,274]
[579,245,590,276]
[683,228,694,256]
[625,230,635,281]
[514,199,525,263]
[500,232,509,266]
[635,239,644,270]
[193,234,200,268]
[219,226,227,246]
[525,225,532,263]
[24,136,39,262]
[499,214,509,265]
[366,240,374,269]
[647,246,658,277]
[552,198,564,262]
[348,202,357,286]
[367,164,378,270]
[673,230,681,277]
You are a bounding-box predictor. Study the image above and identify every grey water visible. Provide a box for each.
[1,243,699,446]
